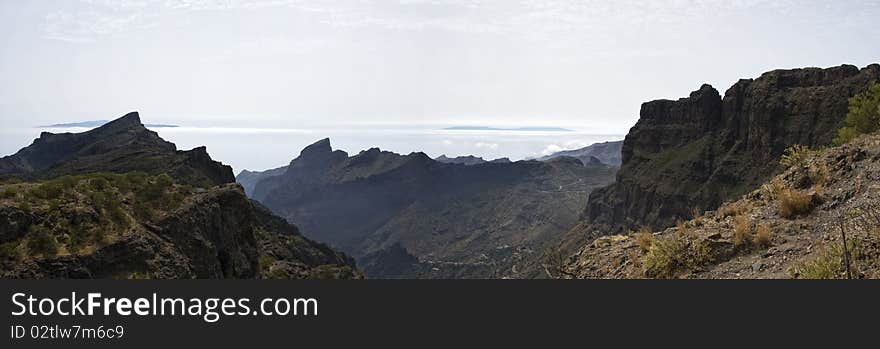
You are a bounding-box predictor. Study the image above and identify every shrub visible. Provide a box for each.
[790,240,861,279]
[124,172,148,186]
[634,228,656,253]
[89,177,110,191]
[642,235,690,279]
[56,176,77,190]
[778,189,814,218]
[0,187,16,199]
[780,144,811,168]
[30,182,64,200]
[26,225,59,257]
[834,82,880,145]
[0,241,21,260]
[732,215,752,247]
[754,224,772,247]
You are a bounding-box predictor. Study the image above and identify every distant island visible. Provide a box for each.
[444,126,574,132]
[41,120,179,128]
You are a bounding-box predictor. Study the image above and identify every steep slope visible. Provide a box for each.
[537,140,623,165]
[249,139,618,278]
[0,114,360,279]
[0,111,234,188]
[564,133,880,279]
[584,64,880,233]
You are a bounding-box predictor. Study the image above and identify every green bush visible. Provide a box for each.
[26,225,59,257]
[89,177,110,191]
[790,239,861,279]
[30,182,64,200]
[0,241,21,260]
[779,144,811,168]
[0,187,16,199]
[834,82,880,145]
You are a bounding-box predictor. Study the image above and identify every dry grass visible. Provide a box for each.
[642,234,714,279]
[754,224,772,247]
[691,207,704,226]
[719,201,750,218]
[733,215,752,247]
[778,188,814,218]
[634,227,656,253]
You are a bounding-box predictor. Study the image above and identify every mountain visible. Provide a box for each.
[0,113,360,279]
[563,132,880,279]
[0,112,231,188]
[582,64,880,234]
[434,155,511,165]
[244,138,618,278]
[536,140,623,165]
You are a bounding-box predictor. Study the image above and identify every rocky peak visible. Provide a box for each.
[300,138,332,156]
[585,63,880,233]
[97,111,144,132]
[0,112,233,187]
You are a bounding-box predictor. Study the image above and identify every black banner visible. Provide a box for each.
[1,280,877,347]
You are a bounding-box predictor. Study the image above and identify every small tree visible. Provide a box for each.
[834,82,880,145]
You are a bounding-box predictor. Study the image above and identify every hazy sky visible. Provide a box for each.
[0,0,878,131]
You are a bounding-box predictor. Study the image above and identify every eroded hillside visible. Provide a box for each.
[563,134,880,279]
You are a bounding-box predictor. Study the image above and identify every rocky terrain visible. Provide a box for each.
[583,64,880,234]
[563,133,880,279]
[536,140,623,166]
[241,139,618,278]
[0,113,360,279]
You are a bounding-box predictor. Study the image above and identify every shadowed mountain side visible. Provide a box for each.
[248,139,618,278]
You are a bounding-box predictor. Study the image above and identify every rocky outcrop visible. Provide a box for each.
[0,112,235,187]
[564,133,880,279]
[584,64,880,233]
[537,140,623,166]
[2,184,359,279]
[248,138,618,278]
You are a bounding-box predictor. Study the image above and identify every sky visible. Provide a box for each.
[0,0,879,132]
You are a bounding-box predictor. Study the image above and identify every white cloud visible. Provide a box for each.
[44,0,832,45]
[540,144,562,156]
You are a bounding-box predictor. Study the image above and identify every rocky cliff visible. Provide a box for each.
[0,112,235,188]
[564,132,880,279]
[246,139,618,278]
[584,64,880,233]
[0,113,360,279]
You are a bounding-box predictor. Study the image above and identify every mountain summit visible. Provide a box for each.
[0,111,234,187]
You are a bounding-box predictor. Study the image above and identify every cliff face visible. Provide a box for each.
[585,64,880,232]
[248,139,618,278]
[0,112,235,188]
[565,132,880,279]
